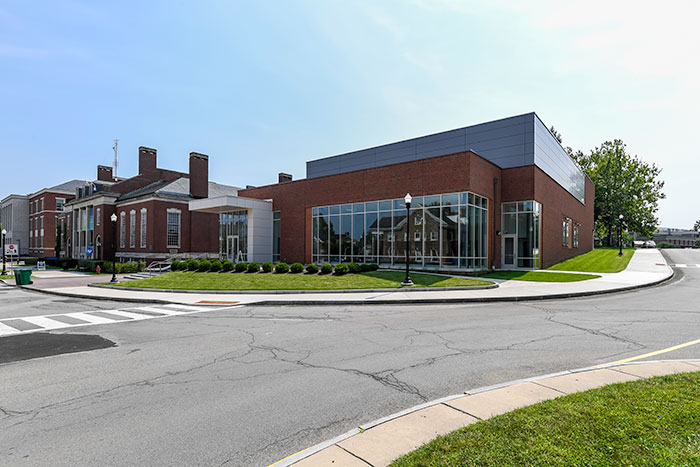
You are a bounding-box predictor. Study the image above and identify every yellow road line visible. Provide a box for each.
[599,337,700,366]
[267,447,311,467]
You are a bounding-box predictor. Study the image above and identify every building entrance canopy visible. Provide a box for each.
[189,196,273,263]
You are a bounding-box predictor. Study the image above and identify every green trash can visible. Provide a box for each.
[14,269,33,286]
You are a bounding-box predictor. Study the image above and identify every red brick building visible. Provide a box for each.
[192,113,594,270]
[60,147,238,263]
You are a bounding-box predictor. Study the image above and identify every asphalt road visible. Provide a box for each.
[1,249,699,466]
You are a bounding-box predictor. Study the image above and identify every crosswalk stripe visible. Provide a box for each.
[675,264,687,268]
[133,306,182,315]
[0,322,19,336]
[21,316,72,330]
[163,304,206,312]
[69,312,118,324]
[100,309,150,320]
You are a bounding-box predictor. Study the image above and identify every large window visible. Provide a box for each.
[312,191,489,270]
[140,209,147,248]
[129,210,136,248]
[119,212,126,248]
[562,220,570,247]
[502,201,541,268]
[219,210,248,262]
[167,209,181,248]
[56,198,65,212]
[573,224,579,248]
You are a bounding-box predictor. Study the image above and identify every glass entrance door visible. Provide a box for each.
[226,235,239,262]
[502,235,516,268]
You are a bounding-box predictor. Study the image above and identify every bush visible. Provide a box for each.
[186,258,198,271]
[198,259,211,272]
[58,258,78,270]
[138,261,146,272]
[262,262,274,273]
[348,262,361,274]
[334,263,349,275]
[235,262,247,273]
[320,263,333,275]
[247,262,260,273]
[290,262,304,274]
[305,263,319,274]
[103,261,141,274]
[170,260,182,271]
[360,263,379,272]
[209,259,222,272]
[222,260,234,272]
[20,257,38,266]
[275,262,289,273]
[656,241,676,249]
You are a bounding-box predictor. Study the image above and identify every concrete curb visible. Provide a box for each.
[16,269,674,307]
[86,282,500,294]
[273,359,700,466]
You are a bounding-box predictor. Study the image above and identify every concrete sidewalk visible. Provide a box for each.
[15,249,672,306]
[279,359,700,467]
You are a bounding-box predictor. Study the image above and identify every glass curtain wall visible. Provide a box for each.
[312,191,489,270]
[219,210,248,262]
[501,201,541,268]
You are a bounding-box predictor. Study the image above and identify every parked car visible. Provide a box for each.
[645,240,656,248]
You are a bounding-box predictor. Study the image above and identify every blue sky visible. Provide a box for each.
[1,1,698,228]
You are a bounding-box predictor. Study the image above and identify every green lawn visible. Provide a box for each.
[392,371,700,466]
[0,275,12,280]
[110,270,494,291]
[547,247,635,273]
[483,270,600,282]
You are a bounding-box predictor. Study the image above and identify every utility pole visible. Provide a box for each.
[112,139,119,178]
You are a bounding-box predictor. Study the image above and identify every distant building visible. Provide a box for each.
[1,194,30,256]
[651,228,699,248]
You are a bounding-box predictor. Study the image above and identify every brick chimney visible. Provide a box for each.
[97,165,113,182]
[138,146,157,174]
[189,152,209,199]
[278,172,293,183]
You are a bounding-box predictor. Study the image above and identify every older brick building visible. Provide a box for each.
[192,112,594,270]
[60,147,239,263]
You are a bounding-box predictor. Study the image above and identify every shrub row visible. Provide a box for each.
[170,260,379,275]
[102,261,145,274]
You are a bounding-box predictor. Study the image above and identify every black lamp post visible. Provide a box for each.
[110,213,118,283]
[618,214,624,257]
[401,193,413,286]
[1,228,6,276]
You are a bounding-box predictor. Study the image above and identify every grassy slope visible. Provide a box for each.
[392,371,700,466]
[483,271,600,282]
[113,270,493,290]
[547,248,635,273]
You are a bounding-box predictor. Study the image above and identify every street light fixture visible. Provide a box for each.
[618,214,624,257]
[1,228,7,276]
[110,213,118,283]
[401,193,413,286]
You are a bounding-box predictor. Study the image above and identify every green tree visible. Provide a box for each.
[694,220,700,231]
[575,140,665,243]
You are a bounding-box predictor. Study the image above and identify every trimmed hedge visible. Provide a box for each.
[235,262,247,273]
[320,264,333,275]
[275,262,290,274]
[262,262,274,273]
[360,263,379,272]
[170,260,182,271]
[222,260,234,272]
[334,263,349,275]
[247,262,260,273]
[186,259,198,271]
[348,262,361,274]
[198,260,211,272]
[290,262,304,274]
[103,261,143,274]
[209,260,222,272]
[305,264,319,274]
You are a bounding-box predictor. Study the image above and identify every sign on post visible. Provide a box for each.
[86,246,93,257]
[37,260,46,271]
[4,244,19,256]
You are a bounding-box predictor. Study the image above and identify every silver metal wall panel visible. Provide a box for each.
[533,115,585,203]
[305,112,585,204]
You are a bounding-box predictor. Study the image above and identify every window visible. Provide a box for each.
[167,209,181,248]
[40,198,44,211]
[40,217,44,248]
[96,208,101,226]
[573,225,580,248]
[140,209,147,248]
[430,231,437,241]
[272,211,280,262]
[414,231,421,241]
[56,198,65,212]
[562,220,570,247]
[35,200,38,213]
[129,210,136,248]
[119,212,126,248]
